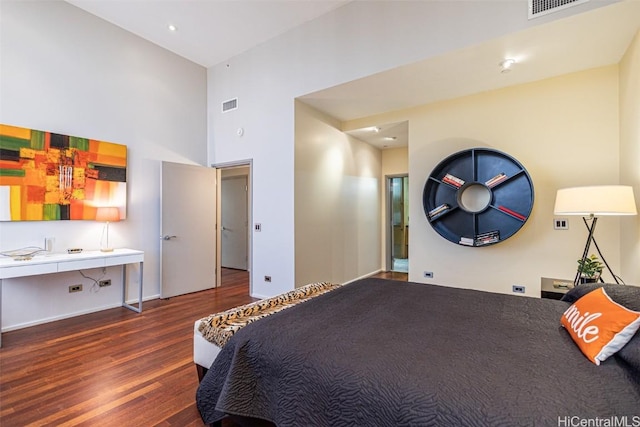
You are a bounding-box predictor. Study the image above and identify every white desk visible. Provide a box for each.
[0,248,144,347]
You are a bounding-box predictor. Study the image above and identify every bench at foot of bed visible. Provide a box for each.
[193,281,340,382]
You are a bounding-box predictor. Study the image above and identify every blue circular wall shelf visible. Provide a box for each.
[423,148,534,246]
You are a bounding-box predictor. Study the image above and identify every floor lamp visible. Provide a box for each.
[554,185,637,287]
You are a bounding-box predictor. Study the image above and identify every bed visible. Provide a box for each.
[196,278,640,426]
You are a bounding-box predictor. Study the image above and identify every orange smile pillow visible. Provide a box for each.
[561,287,640,365]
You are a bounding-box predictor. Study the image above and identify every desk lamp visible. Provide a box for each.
[96,207,121,252]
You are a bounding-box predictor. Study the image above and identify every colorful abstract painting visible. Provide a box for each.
[0,124,127,221]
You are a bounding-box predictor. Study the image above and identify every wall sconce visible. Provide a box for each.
[96,207,121,252]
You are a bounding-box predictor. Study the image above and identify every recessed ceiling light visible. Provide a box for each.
[499,58,516,73]
[384,136,397,141]
[168,24,177,32]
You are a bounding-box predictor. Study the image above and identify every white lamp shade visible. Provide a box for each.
[96,206,121,222]
[554,185,637,216]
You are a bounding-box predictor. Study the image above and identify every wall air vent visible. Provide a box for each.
[222,98,238,113]
[528,0,588,19]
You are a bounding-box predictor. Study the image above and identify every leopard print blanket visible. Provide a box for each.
[198,282,340,347]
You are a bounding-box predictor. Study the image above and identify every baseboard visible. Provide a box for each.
[342,270,382,285]
[2,294,160,333]
[251,292,272,300]
[251,271,382,300]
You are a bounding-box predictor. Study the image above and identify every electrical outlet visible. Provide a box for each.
[98,279,111,287]
[255,223,262,232]
[264,275,271,282]
[69,284,82,293]
[554,218,569,230]
[423,271,433,278]
[512,285,525,294]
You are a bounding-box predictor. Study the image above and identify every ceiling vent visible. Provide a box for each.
[222,98,238,113]
[528,0,588,19]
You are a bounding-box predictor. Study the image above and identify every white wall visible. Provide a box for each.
[294,101,381,288]
[0,1,207,330]
[619,30,640,286]
[207,0,606,297]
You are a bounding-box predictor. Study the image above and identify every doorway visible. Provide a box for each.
[388,175,409,273]
[213,161,252,293]
[221,171,248,270]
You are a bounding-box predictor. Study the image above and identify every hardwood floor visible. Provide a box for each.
[371,270,408,281]
[0,268,254,427]
[0,269,404,426]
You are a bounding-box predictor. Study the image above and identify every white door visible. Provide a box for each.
[161,161,217,298]
[221,175,248,270]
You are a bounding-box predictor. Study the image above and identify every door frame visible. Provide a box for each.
[211,159,253,293]
[385,174,408,272]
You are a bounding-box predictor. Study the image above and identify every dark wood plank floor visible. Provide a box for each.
[372,270,409,281]
[0,269,405,426]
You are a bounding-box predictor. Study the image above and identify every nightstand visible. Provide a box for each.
[541,277,573,300]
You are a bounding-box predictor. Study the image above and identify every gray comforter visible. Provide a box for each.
[196,278,640,426]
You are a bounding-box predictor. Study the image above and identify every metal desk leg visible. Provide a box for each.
[0,278,3,348]
[122,261,143,313]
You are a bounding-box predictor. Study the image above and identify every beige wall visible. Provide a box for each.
[221,166,250,178]
[619,30,640,286]
[381,147,409,268]
[382,147,409,176]
[295,101,382,286]
[412,67,623,295]
[346,65,622,296]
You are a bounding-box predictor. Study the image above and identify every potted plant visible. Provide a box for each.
[577,254,603,284]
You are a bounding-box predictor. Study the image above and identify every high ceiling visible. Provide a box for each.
[65,0,640,149]
[66,0,349,68]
